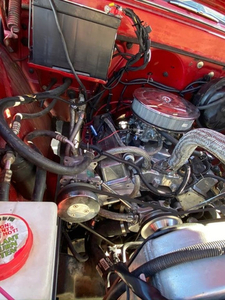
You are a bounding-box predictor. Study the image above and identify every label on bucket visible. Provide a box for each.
[0,215,28,264]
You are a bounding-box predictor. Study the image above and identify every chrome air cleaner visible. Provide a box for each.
[132,88,199,132]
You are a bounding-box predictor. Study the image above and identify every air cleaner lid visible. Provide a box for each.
[132,88,200,131]
[133,88,199,119]
[0,214,33,281]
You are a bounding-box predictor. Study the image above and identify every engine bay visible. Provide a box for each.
[1,0,225,299]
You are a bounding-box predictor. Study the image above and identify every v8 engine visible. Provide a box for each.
[1,0,225,299]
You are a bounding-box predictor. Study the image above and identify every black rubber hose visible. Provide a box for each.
[34,78,72,99]
[196,77,225,106]
[24,130,58,141]
[0,80,93,175]
[21,98,57,119]
[106,240,225,299]
[80,143,173,197]
[197,97,225,110]
[104,228,178,300]
[101,151,169,197]
[133,240,225,277]
[160,131,179,145]
[21,78,58,119]
[24,130,77,156]
[81,143,187,198]
[0,181,10,201]
[104,148,189,197]
[160,131,202,157]
[114,263,167,300]
[31,167,46,202]
[203,173,225,183]
[174,164,191,195]
[26,139,46,202]
[63,229,88,263]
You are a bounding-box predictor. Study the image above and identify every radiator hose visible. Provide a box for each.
[106,239,225,299]
[168,128,225,171]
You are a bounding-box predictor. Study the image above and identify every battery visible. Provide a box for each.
[31,0,121,81]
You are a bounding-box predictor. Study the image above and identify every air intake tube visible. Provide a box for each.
[168,128,225,171]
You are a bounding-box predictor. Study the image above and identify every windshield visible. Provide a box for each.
[138,0,225,25]
[164,0,225,24]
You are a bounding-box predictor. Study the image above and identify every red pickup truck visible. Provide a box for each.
[1,1,225,299]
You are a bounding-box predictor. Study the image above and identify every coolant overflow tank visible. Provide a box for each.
[0,202,58,300]
[130,222,225,300]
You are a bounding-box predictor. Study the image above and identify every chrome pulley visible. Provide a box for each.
[57,183,100,223]
[140,210,182,239]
